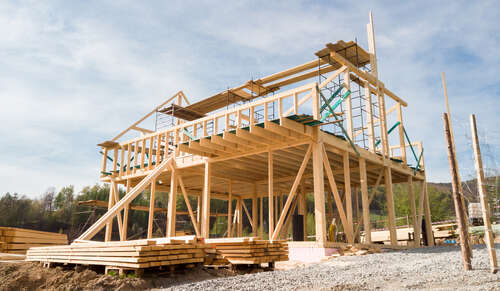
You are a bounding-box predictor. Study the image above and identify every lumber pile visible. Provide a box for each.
[329,244,381,258]
[26,236,205,270]
[0,227,68,254]
[204,237,288,265]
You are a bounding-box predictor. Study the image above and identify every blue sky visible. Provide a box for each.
[1,1,499,197]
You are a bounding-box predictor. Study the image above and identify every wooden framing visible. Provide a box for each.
[85,14,429,251]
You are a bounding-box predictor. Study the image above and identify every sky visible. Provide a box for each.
[1,0,499,198]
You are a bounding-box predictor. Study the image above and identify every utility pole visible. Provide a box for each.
[443,113,472,270]
[470,114,498,273]
[441,72,472,258]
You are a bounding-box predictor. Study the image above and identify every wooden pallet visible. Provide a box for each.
[26,237,205,271]
[204,237,288,266]
[0,227,68,254]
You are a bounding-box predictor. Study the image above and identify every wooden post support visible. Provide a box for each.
[443,113,472,270]
[237,197,243,237]
[422,180,434,246]
[122,179,130,241]
[105,183,113,242]
[166,169,178,237]
[343,152,354,243]
[470,114,498,273]
[344,70,354,139]
[227,180,232,238]
[268,150,274,238]
[201,162,211,238]
[384,167,397,245]
[367,11,378,77]
[147,180,156,239]
[312,141,327,244]
[300,182,307,240]
[259,196,263,238]
[408,176,419,246]
[397,103,407,164]
[252,184,258,236]
[364,82,376,152]
[359,158,371,243]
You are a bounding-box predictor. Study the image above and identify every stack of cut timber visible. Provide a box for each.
[26,237,205,270]
[0,227,68,254]
[205,237,288,265]
[330,244,380,258]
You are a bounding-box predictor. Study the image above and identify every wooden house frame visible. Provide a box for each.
[79,14,434,248]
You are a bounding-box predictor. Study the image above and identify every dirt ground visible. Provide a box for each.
[0,262,237,291]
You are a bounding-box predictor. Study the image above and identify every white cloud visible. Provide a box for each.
[1,1,499,196]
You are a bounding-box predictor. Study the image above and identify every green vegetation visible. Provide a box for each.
[0,179,495,241]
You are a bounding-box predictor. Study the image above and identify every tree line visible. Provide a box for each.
[0,181,464,242]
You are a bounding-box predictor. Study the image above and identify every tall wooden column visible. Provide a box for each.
[227,180,232,238]
[122,179,130,241]
[268,150,274,238]
[259,196,263,238]
[105,182,114,242]
[252,184,258,236]
[359,158,371,243]
[343,152,354,243]
[299,182,307,240]
[422,180,434,246]
[397,104,407,164]
[237,197,243,237]
[384,167,397,245]
[470,114,498,273]
[201,162,211,238]
[166,170,177,237]
[148,180,156,238]
[312,141,327,244]
[408,176,418,246]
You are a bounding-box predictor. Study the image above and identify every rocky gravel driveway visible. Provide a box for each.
[161,244,500,290]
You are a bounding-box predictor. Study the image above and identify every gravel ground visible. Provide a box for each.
[161,244,500,290]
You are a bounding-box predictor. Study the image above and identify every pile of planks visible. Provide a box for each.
[204,237,288,265]
[0,227,68,254]
[329,244,381,258]
[26,236,205,270]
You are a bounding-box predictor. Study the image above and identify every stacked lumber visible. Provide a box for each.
[329,244,381,258]
[26,237,205,270]
[0,227,68,254]
[204,237,288,265]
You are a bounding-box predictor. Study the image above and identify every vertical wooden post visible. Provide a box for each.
[423,180,434,246]
[196,196,201,230]
[397,103,407,164]
[443,113,472,270]
[384,167,397,245]
[227,180,232,238]
[237,197,243,237]
[268,150,274,238]
[343,152,354,243]
[105,182,113,242]
[101,148,108,175]
[148,180,156,239]
[122,179,130,241]
[259,195,263,238]
[470,114,498,273]
[301,182,307,240]
[365,82,376,152]
[201,162,211,238]
[344,70,354,139]
[408,176,418,246]
[367,11,378,78]
[166,170,178,237]
[378,85,389,157]
[312,141,327,244]
[359,158,371,243]
[252,184,258,236]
